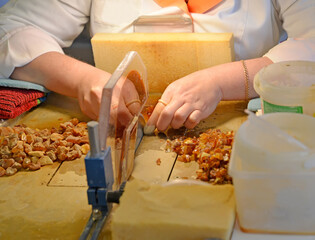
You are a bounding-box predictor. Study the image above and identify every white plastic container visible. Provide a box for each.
[232,113,315,172]
[254,61,315,117]
[229,113,315,234]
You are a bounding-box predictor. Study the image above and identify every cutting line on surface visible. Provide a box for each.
[48,184,87,187]
[46,161,64,186]
[167,154,178,181]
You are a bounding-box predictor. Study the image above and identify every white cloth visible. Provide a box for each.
[0,0,314,78]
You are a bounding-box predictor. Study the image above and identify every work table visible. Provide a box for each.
[0,92,277,240]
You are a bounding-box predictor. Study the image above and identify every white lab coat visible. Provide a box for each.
[0,0,314,78]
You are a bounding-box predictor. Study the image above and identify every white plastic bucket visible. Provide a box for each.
[230,168,315,234]
[254,61,315,117]
[229,112,315,234]
[230,112,315,172]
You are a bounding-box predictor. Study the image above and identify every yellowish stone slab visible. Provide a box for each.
[131,136,177,184]
[0,93,91,240]
[48,156,87,187]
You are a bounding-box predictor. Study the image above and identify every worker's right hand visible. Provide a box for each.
[78,69,141,126]
[77,71,112,120]
[10,52,142,123]
[110,77,141,127]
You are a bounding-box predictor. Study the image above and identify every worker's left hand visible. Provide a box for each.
[146,70,223,131]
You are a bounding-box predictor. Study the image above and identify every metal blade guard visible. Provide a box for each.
[81,51,148,240]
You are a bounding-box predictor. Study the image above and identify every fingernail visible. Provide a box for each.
[144,124,155,135]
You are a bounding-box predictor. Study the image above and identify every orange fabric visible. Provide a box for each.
[187,0,222,13]
[154,0,222,15]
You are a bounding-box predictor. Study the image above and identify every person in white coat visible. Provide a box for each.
[0,0,314,131]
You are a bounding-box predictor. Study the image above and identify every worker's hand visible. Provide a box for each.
[146,70,223,131]
[110,77,141,127]
[77,71,141,125]
[77,71,111,120]
[10,52,145,123]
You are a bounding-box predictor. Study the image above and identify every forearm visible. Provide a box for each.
[208,57,273,101]
[10,52,109,98]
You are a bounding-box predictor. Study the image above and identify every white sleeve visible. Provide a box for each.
[0,0,91,78]
[264,0,315,63]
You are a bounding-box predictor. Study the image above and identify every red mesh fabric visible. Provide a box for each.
[0,87,45,119]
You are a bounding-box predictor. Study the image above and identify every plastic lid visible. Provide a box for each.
[254,61,315,105]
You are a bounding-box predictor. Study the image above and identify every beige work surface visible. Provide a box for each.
[0,93,92,240]
[0,93,247,239]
